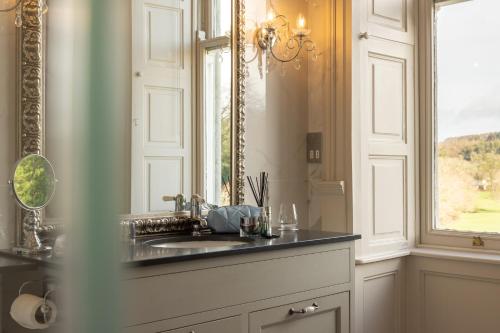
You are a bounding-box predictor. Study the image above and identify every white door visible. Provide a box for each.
[131,0,192,213]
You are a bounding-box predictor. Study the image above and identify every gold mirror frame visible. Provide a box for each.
[15,0,249,245]
[232,0,246,205]
[16,0,59,247]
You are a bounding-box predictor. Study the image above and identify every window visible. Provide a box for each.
[421,0,500,250]
[197,0,232,206]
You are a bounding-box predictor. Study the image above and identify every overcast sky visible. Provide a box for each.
[436,0,500,141]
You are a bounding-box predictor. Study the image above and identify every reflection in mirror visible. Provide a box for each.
[241,0,331,229]
[201,43,232,206]
[12,154,56,210]
[126,0,234,214]
[198,0,234,208]
[41,0,234,215]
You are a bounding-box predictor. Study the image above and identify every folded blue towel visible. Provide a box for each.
[207,205,262,233]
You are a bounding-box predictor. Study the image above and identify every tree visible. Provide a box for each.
[472,152,500,192]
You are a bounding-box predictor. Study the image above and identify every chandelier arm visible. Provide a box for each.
[273,15,290,29]
[0,0,23,12]
[286,37,300,50]
[269,43,303,63]
[245,48,260,64]
[301,39,316,52]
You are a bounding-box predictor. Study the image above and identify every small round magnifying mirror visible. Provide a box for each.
[10,154,56,210]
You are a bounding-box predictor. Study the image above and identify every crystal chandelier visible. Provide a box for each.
[248,5,318,77]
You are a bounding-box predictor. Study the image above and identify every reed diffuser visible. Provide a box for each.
[247,172,272,236]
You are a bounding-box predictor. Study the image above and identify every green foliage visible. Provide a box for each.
[220,103,232,205]
[437,132,500,232]
[13,156,55,208]
[439,132,500,160]
[221,103,231,185]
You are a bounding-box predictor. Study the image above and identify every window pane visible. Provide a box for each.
[204,48,232,206]
[214,0,232,37]
[435,0,500,233]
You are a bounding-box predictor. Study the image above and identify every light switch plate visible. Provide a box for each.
[307,132,322,163]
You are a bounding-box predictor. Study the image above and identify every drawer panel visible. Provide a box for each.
[163,316,240,333]
[249,293,350,333]
[123,248,350,326]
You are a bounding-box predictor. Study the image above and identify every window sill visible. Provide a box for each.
[411,246,500,265]
[355,249,411,265]
[355,247,500,266]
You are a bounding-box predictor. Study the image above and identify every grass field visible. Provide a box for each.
[440,191,500,233]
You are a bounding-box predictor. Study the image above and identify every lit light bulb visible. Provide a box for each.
[267,8,275,22]
[297,14,306,29]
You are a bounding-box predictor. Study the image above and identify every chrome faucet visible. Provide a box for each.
[190,194,208,236]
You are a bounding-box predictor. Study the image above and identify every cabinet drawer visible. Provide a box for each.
[249,293,350,333]
[162,316,240,333]
[124,247,350,326]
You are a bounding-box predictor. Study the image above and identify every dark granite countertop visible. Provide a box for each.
[0,255,38,272]
[0,230,360,268]
[124,229,360,266]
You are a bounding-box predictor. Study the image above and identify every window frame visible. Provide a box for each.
[419,0,500,252]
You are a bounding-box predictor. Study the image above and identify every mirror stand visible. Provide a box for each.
[13,210,52,254]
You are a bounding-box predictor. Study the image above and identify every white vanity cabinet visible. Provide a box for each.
[122,240,355,333]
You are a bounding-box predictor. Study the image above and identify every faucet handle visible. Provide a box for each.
[190,194,205,203]
[163,194,186,212]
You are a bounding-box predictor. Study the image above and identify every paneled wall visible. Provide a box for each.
[407,255,500,333]
[352,0,416,332]
[355,258,406,333]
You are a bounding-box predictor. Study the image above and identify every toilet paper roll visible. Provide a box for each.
[10,294,57,330]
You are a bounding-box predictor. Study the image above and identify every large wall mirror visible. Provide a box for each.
[17,0,241,228]
[15,0,335,236]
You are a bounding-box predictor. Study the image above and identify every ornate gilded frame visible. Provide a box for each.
[15,0,248,245]
[231,0,246,205]
[15,0,59,246]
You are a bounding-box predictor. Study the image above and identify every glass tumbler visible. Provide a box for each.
[278,203,299,231]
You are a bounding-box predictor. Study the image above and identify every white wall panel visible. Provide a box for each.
[362,0,414,44]
[370,0,406,30]
[145,4,183,67]
[355,258,406,333]
[407,255,500,333]
[369,157,406,240]
[369,54,406,142]
[146,157,183,212]
[424,272,500,333]
[364,273,397,333]
[145,86,183,146]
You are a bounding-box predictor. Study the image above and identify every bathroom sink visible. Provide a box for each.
[144,235,255,249]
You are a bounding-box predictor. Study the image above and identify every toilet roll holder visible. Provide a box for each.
[18,279,57,324]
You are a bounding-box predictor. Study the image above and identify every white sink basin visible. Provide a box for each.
[145,236,254,249]
[151,240,250,249]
